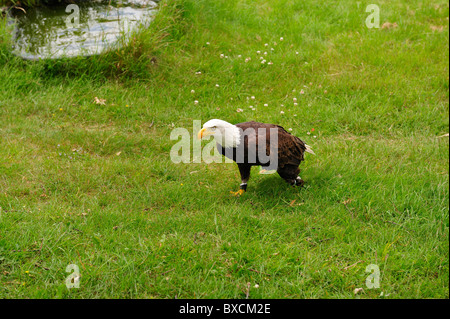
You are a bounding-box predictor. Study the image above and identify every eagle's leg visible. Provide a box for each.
[277,165,304,187]
[230,164,251,196]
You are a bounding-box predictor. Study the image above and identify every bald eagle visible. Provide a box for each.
[198,119,314,195]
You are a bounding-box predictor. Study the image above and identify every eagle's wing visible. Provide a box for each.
[236,121,273,166]
[276,126,306,168]
[235,122,307,169]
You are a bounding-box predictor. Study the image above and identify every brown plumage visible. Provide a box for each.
[198,119,314,195]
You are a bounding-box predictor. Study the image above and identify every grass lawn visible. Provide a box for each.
[0,0,448,298]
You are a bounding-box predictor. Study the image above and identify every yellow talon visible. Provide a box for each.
[230,189,245,196]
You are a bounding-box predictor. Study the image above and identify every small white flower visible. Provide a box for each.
[194,100,199,105]
[271,48,274,51]
[245,57,251,63]
[307,132,311,135]
[261,60,266,64]
[249,106,253,108]
[238,55,242,58]
[294,114,297,117]
[251,96,255,100]
[195,71,202,75]
[293,98,297,102]
[300,89,305,94]
[264,103,268,107]
[280,37,284,41]
[257,50,261,54]
[264,52,267,55]
[296,51,299,55]
[294,103,298,106]
[216,84,220,87]
[225,56,228,59]
[280,111,285,114]
[206,42,210,45]
[268,61,273,65]
[220,54,224,58]
[254,284,260,288]
[236,108,243,113]
[313,135,317,138]
[260,56,264,60]
[191,90,195,94]
[264,43,268,47]
[288,128,293,131]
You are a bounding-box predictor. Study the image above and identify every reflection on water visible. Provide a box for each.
[8,0,158,60]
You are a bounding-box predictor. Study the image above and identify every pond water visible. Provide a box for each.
[8,0,159,60]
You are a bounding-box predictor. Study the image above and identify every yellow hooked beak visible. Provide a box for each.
[198,128,212,139]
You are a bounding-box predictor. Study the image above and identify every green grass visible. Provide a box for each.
[0,0,448,298]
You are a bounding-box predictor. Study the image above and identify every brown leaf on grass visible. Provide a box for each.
[94,97,106,105]
[381,22,398,29]
[342,198,353,205]
[288,199,304,207]
[430,25,445,32]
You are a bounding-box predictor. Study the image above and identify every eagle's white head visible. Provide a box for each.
[198,119,241,148]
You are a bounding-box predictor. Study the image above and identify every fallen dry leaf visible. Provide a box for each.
[381,22,398,29]
[342,198,353,205]
[94,97,106,105]
[430,25,445,32]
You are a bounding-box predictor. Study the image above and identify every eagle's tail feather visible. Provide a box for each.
[305,144,315,155]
